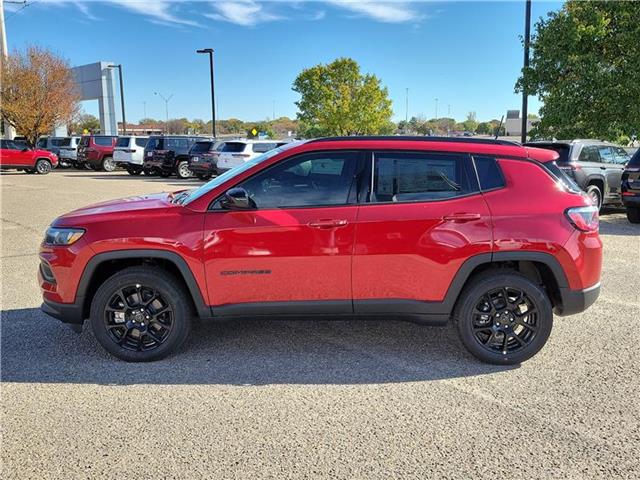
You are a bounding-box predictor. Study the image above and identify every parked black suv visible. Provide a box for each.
[621,149,640,223]
[525,140,630,210]
[187,139,218,180]
[143,136,199,178]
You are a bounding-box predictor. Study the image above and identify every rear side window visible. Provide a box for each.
[473,156,505,190]
[51,138,65,147]
[252,142,277,153]
[116,137,131,147]
[579,146,601,163]
[218,142,247,153]
[191,141,213,153]
[165,138,189,150]
[94,136,114,146]
[135,138,148,148]
[371,152,476,203]
[59,138,72,147]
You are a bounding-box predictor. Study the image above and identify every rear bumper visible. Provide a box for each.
[41,297,85,325]
[554,283,600,316]
[189,161,216,174]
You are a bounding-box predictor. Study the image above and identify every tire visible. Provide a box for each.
[90,266,193,362]
[453,270,553,365]
[35,159,52,174]
[142,168,153,176]
[196,173,212,181]
[586,185,602,211]
[102,156,116,172]
[176,160,192,179]
[626,207,640,224]
[127,167,142,176]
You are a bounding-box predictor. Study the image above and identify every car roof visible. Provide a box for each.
[525,139,615,146]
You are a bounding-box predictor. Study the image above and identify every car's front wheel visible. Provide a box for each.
[454,270,553,365]
[35,159,52,174]
[627,207,640,224]
[90,266,192,362]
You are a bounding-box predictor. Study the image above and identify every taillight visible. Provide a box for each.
[565,206,599,232]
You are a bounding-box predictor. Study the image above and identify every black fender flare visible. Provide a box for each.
[77,249,210,319]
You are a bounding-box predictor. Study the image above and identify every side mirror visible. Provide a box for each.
[220,187,255,210]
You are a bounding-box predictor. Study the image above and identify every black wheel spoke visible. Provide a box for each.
[511,332,526,345]
[103,283,173,352]
[515,319,536,331]
[501,333,509,353]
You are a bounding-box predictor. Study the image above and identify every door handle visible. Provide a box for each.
[600,166,607,170]
[308,219,348,229]
[442,213,481,222]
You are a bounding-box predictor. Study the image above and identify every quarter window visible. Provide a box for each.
[473,156,505,190]
[372,152,476,202]
[236,151,358,209]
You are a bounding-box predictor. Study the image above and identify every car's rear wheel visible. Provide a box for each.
[627,207,640,224]
[586,185,602,211]
[90,266,192,362]
[177,160,192,179]
[102,156,116,172]
[454,270,553,365]
[35,159,52,174]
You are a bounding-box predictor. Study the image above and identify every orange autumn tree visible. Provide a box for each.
[1,46,80,145]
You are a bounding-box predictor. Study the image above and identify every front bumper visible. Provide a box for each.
[554,283,600,316]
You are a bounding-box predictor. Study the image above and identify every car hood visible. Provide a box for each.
[54,192,174,224]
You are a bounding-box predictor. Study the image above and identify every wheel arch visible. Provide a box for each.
[77,250,210,320]
[442,251,569,315]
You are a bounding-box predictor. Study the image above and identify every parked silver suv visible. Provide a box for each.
[525,139,630,210]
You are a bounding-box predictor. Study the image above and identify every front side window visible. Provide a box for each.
[372,152,476,202]
[612,147,631,164]
[236,151,358,209]
[598,146,615,164]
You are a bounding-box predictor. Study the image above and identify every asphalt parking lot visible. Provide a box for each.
[1,169,639,479]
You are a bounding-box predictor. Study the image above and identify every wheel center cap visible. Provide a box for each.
[498,312,514,325]
[130,310,145,324]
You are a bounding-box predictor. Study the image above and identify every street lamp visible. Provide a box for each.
[521,0,532,143]
[196,48,216,138]
[154,92,173,134]
[107,64,126,134]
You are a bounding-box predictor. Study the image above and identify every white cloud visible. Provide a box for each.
[204,1,282,27]
[327,1,422,23]
[110,1,200,27]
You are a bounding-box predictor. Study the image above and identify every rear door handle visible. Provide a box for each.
[442,213,481,222]
[308,219,348,229]
[600,166,607,170]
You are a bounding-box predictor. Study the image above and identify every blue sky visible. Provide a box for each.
[5,1,563,123]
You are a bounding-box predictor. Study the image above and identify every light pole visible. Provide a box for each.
[154,92,173,134]
[521,0,532,143]
[107,64,126,134]
[196,48,216,138]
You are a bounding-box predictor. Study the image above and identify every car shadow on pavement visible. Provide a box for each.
[598,209,640,236]
[1,308,514,385]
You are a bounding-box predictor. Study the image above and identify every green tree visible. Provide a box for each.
[517,1,640,140]
[70,113,100,134]
[293,58,393,137]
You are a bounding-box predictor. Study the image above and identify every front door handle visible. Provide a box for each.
[308,219,348,229]
[442,213,481,222]
[600,166,607,170]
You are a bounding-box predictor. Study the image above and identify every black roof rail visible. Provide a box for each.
[308,135,522,147]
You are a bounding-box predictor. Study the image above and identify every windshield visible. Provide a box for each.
[218,142,247,153]
[178,142,303,206]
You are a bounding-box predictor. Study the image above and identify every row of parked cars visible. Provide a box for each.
[32,134,287,179]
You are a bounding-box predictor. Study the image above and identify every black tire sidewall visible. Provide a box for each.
[586,185,602,210]
[177,161,191,179]
[35,159,51,174]
[626,207,640,224]
[90,267,192,362]
[454,272,553,365]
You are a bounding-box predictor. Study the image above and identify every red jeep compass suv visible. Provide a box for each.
[39,137,602,364]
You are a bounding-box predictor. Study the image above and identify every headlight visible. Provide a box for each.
[44,227,85,246]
